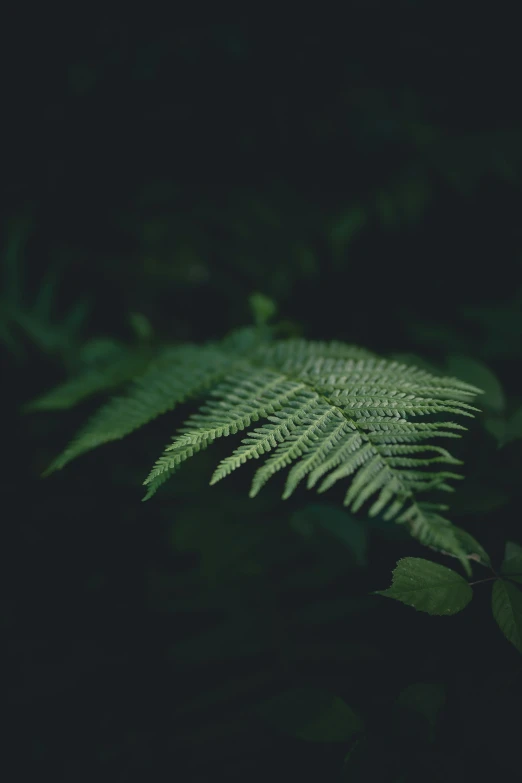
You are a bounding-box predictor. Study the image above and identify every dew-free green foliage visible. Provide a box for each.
[40,326,487,564]
[375,558,474,615]
[491,580,522,653]
[500,555,522,585]
[0,217,90,364]
[291,505,369,567]
[393,682,446,743]
[378,551,522,655]
[25,339,154,411]
[256,687,362,743]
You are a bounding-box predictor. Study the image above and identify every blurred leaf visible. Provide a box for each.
[448,481,509,517]
[292,244,317,278]
[78,338,125,364]
[504,541,522,561]
[451,527,491,568]
[483,415,506,444]
[248,292,278,326]
[395,682,446,720]
[169,510,267,582]
[24,345,152,411]
[256,687,362,742]
[500,556,522,585]
[290,505,368,567]
[61,298,91,336]
[328,207,368,261]
[381,172,431,225]
[503,406,522,445]
[0,218,96,366]
[129,312,154,341]
[461,292,522,360]
[375,558,473,615]
[445,355,503,413]
[492,580,522,653]
[289,509,315,538]
[394,682,446,742]
[13,303,88,354]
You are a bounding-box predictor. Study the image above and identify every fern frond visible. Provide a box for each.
[311,439,373,491]
[44,344,240,474]
[41,329,486,564]
[257,339,375,373]
[249,401,343,498]
[303,358,482,396]
[404,507,490,573]
[335,391,478,419]
[143,370,309,499]
[282,417,351,499]
[362,420,467,443]
[25,344,152,411]
[209,391,320,486]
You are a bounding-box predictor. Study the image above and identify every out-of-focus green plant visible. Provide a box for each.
[0,216,90,364]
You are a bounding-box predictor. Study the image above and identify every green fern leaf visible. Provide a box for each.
[25,343,152,411]
[44,344,240,474]
[143,369,309,499]
[41,331,486,564]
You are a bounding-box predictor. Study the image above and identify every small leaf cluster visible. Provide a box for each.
[377,542,522,653]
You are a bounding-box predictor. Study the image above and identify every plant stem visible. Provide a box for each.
[468,576,497,586]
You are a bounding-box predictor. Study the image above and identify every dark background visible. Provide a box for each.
[3,6,522,781]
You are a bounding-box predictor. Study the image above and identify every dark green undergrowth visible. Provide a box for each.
[4,12,522,781]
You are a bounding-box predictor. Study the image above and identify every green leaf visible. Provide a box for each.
[375,557,473,615]
[290,504,368,567]
[504,540,522,561]
[393,682,446,742]
[395,682,446,722]
[445,355,502,413]
[328,206,368,262]
[500,555,522,585]
[447,482,508,517]
[483,414,506,444]
[504,406,522,445]
[25,346,151,411]
[451,527,491,568]
[129,312,153,341]
[249,292,277,326]
[168,498,271,582]
[492,580,522,653]
[256,687,362,742]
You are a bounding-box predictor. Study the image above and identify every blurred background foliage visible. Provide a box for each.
[3,8,522,781]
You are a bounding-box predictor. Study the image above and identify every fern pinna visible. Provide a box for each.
[37,327,487,570]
